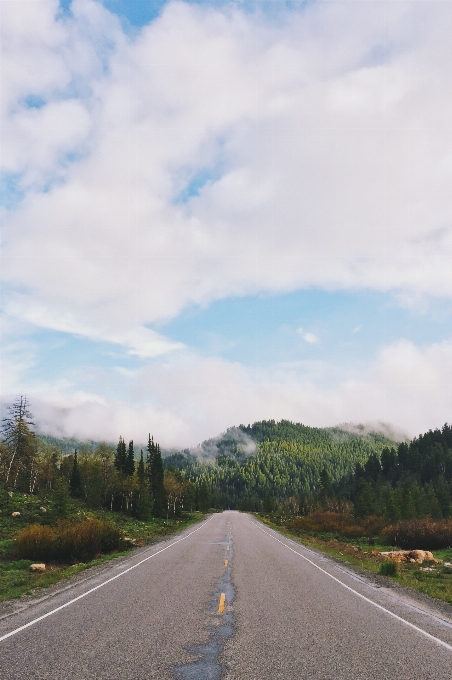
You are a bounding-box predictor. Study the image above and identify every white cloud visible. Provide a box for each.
[1,1,452,445]
[1,337,448,448]
[297,328,319,344]
[1,0,452,351]
[2,297,184,358]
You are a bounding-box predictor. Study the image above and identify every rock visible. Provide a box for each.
[30,564,46,572]
[40,506,47,512]
[11,511,21,517]
[379,550,440,564]
[8,492,13,497]
[124,537,138,545]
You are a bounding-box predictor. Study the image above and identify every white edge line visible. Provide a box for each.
[251,519,452,653]
[0,516,214,644]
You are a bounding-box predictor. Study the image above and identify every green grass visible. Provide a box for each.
[257,514,452,606]
[0,491,205,602]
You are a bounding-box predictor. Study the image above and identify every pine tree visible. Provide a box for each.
[1,395,35,487]
[137,450,146,485]
[114,436,127,473]
[263,491,275,513]
[70,450,83,498]
[318,468,335,508]
[354,480,376,518]
[147,435,165,516]
[385,489,402,522]
[124,440,135,477]
[196,480,210,512]
[146,434,155,481]
[52,477,70,519]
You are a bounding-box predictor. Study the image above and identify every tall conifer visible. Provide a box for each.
[115,436,127,473]
[125,440,135,476]
[147,434,165,516]
[70,449,83,498]
[137,450,146,485]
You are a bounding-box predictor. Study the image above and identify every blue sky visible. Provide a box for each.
[1,0,451,446]
[159,291,452,369]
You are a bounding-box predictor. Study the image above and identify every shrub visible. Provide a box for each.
[287,512,386,539]
[381,519,452,550]
[15,524,54,561]
[15,519,124,562]
[379,560,397,576]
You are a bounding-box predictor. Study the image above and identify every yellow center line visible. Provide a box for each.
[224,559,228,567]
[218,593,226,614]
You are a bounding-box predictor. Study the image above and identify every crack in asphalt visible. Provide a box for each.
[173,528,235,680]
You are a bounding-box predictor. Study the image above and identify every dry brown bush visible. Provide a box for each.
[288,512,386,538]
[15,518,124,562]
[381,519,452,550]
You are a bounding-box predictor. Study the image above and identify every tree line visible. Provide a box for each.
[0,396,210,518]
[4,398,449,522]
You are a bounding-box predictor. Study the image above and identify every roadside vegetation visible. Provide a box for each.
[243,423,452,604]
[0,396,207,602]
[1,396,451,605]
[257,512,452,604]
[0,488,203,602]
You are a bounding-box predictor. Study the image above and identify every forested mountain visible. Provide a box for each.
[177,420,400,509]
[13,394,451,521]
[39,435,99,455]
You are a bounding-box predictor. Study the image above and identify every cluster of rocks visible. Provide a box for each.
[376,549,441,564]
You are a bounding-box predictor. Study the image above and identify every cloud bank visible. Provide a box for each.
[15,337,451,447]
[1,0,451,445]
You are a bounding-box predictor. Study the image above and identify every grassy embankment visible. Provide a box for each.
[0,491,203,603]
[257,513,452,605]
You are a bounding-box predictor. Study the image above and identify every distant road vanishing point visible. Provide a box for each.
[1,511,451,679]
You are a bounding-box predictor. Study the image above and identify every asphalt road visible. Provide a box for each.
[1,511,451,679]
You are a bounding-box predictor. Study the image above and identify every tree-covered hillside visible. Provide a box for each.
[181,420,400,509]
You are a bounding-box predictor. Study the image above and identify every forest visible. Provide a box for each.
[0,396,210,521]
[1,396,451,525]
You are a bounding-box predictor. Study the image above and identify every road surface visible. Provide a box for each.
[0,511,451,679]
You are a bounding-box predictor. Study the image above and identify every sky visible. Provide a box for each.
[1,0,451,447]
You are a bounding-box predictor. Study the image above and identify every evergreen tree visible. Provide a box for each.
[364,453,381,483]
[196,480,210,512]
[147,435,166,516]
[354,480,376,518]
[52,477,70,519]
[385,489,401,523]
[152,444,166,516]
[124,440,135,477]
[263,491,276,513]
[146,434,155,482]
[435,477,451,518]
[114,436,127,473]
[1,395,36,487]
[70,450,83,498]
[135,485,152,520]
[381,447,397,480]
[318,468,335,508]
[425,483,443,519]
[137,449,146,485]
